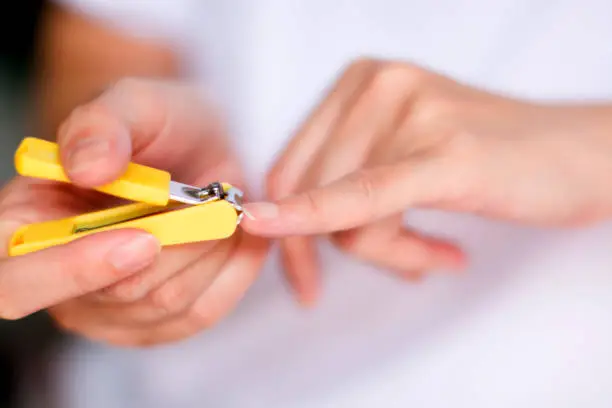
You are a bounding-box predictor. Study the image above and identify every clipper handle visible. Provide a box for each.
[14,137,171,206]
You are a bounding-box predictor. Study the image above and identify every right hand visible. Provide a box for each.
[0,79,269,347]
[243,59,612,303]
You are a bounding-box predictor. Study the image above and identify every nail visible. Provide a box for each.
[107,234,160,274]
[67,138,110,174]
[243,202,279,220]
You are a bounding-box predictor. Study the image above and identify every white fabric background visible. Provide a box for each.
[48,1,612,407]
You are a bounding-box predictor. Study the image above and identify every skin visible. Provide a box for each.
[241,58,612,305]
[0,7,268,347]
[0,79,269,346]
[2,7,612,347]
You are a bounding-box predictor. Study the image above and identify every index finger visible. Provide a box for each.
[242,162,443,237]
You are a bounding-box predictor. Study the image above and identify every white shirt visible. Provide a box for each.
[47,1,612,407]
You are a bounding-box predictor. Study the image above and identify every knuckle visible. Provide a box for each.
[108,77,163,106]
[149,284,189,316]
[412,94,455,125]
[102,275,148,302]
[303,189,324,215]
[348,169,376,202]
[187,306,218,331]
[70,102,110,120]
[344,56,380,75]
[397,62,428,82]
[370,63,419,95]
[346,170,379,221]
[409,85,466,129]
[64,103,114,130]
[59,103,120,144]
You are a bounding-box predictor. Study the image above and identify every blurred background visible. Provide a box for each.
[0,1,62,406]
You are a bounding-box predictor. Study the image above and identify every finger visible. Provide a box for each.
[280,237,320,306]
[273,62,403,306]
[58,232,269,347]
[94,240,218,302]
[0,229,159,320]
[309,64,413,186]
[98,160,249,304]
[331,216,466,276]
[57,79,228,187]
[55,237,235,327]
[243,159,455,237]
[275,69,412,303]
[277,63,413,303]
[102,238,233,325]
[91,160,246,303]
[181,232,269,329]
[0,178,103,227]
[267,61,382,308]
[57,101,132,187]
[267,59,381,199]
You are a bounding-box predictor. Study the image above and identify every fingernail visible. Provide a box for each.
[107,234,160,274]
[67,138,110,174]
[243,202,279,220]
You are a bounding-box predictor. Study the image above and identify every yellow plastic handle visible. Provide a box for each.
[14,137,171,206]
[8,200,239,256]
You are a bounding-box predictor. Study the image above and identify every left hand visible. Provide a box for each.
[0,79,270,346]
[250,59,468,304]
[241,58,612,304]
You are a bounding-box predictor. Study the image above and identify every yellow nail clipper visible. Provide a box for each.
[8,137,246,256]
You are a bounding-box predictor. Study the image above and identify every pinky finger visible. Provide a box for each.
[280,237,320,307]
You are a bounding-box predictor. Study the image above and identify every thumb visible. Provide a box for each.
[0,228,159,320]
[57,79,229,188]
[57,79,178,187]
[57,101,134,188]
[242,161,449,237]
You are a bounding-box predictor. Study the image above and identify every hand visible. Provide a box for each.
[0,79,269,346]
[242,58,612,303]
